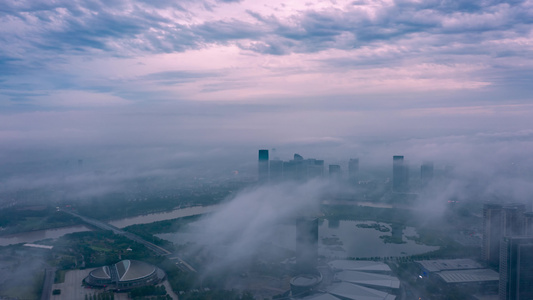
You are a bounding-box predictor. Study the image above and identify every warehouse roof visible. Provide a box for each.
[436,269,499,284]
[415,259,482,273]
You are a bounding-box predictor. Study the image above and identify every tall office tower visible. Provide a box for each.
[258,149,269,182]
[306,159,324,179]
[499,236,533,300]
[283,160,296,181]
[328,164,341,179]
[503,203,526,237]
[348,158,359,183]
[524,212,533,236]
[483,204,504,268]
[420,161,434,185]
[282,154,305,181]
[392,156,408,192]
[269,159,283,182]
[296,217,319,273]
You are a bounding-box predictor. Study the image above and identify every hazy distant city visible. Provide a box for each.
[0,145,532,300]
[2,0,533,299]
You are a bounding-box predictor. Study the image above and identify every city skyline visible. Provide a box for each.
[1,2,533,297]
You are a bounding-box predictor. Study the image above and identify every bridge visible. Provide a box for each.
[64,210,172,256]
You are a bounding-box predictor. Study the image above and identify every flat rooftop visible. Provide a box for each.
[328,260,392,274]
[327,282,396,300]
[415,259,483,273]
[436,269,499,284]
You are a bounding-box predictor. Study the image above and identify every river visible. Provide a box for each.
[1,202,439,257]
[0,225,92,246]
[0,205,218,246]
[156,219,439,259]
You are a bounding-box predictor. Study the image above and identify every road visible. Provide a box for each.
[40,267,56,300]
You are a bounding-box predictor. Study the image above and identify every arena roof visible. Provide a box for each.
[326,282,396,300]
[291,274,322,287]
[90,266,111,279]
[335,270,400,290]
[328,260,392,274]
[117,260,156,282]
[302,293,344,300]
[415,259,482,273]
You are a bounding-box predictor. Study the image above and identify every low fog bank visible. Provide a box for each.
[0,129,531,212]
[170,130,533,276]
[180,180,327,273]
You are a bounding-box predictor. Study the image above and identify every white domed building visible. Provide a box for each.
[84,260,165,290]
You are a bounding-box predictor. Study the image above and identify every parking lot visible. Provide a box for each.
[50,269,128,300]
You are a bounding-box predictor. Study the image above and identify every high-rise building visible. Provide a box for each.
[281,154,327,181]
[269,159,283,182]
[483,204,504,268]
[348,158,359,183]
[296,217,319,273]
[499,236,533,300]
[329,164,341,179]
[420,161,433,185]
[258,149,269,182]
[503,203,526,237]
[392,156,408,192]
[306,159,324,179]
[524,212,533,236]
[283,154,306,181]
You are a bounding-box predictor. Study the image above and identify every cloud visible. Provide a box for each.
[180,180,326,272]
[0,0,532,165]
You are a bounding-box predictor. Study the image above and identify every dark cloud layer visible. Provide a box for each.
[2,0,531,59]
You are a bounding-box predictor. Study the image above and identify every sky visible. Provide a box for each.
[1,0,533,174]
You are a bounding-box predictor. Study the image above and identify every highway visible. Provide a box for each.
[40,267,56,300]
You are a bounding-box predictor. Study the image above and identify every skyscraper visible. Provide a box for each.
[483,203,503,268]
[392,156,408,192]
[524,212,533,236]
[420,161,433,185]
[328,164,341,179]
[306,159,324,179]
[502,203,526,237]
[348,158,359,183]
[258,149,269,182]
[269,159,283,182]
[499,236,533,300]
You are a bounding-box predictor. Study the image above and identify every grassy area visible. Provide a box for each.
[122,215,202,250]
[54,269,66,284]
[90,246,112,252]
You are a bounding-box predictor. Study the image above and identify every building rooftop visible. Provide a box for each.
[91,266,111,279]
[328,260,392,274]
[326,282,396,300]
[291,274,322,287]
[302,293,344,300]
[335,270,400,290]
[23,243,53,250]
[117,260,156,282]
[436,269,499,284]
[415,259,483,273]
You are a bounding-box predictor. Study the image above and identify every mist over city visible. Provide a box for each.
[1,0,533,300]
